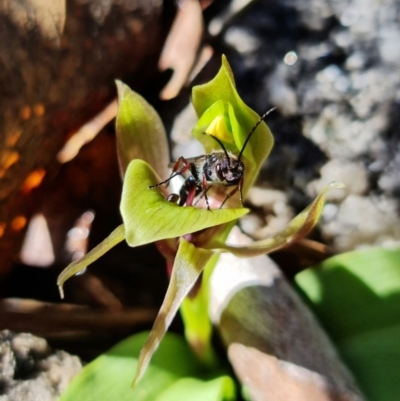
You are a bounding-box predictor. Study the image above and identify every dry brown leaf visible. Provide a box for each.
[159,0,203,99]
[57,100,118,163]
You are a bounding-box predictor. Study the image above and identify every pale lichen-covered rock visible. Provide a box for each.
[0,331,82,401]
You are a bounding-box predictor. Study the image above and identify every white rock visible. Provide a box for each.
[246,187,288,209]
[308,160,368,201]
[224,27,260,54]
[322,195,400,252]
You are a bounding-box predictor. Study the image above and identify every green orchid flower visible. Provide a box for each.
[57,56,343,386]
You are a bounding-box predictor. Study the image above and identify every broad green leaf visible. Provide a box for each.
[115,81,170,179]
[295,247,400,401]
[57,224,125,298]
[60,332,235,401]
[205,182,344,257]
[191,56,274,194]
[157,377,236,401]
[121,159,249,247]
[340,324,400,401]
[132,238,214,385]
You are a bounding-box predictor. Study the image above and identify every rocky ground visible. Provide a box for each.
[0,331,81,401]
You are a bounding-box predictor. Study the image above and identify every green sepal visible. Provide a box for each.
[205,182,345,257]
[115,81,170,180]
[57,224,125,298]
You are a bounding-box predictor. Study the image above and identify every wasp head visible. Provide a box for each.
[216,157,244,185]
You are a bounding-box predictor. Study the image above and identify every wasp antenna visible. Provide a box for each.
[238,107,277,161]
[208,134,231,166]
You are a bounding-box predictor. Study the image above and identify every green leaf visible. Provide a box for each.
[295,247,400,401]
[57,224,125,298]
[60,332,236,401]
[132,238,214,385]
[191,56,274,194]
[115,81,170,179]
[120,159,249,247]
[205,182,344,257]
[157,377,236,401]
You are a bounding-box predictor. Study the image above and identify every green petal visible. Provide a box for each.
[57,224,125,297]
[120,159,249,247]
[180,254,220,366]
[205,182,344,257]
[191,56,274,192]
[295,248,400,401]
[60,331,235,401]
[192,100,233,152]
[132,239,214,385]
[115,81,170,180]
[179,221,237,365]
[193,100,227,136]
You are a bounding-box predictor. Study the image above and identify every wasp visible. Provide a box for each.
[150,108,275,210]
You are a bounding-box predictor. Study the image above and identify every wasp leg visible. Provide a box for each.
[239,176,244,207]
[171,156,191,171]
[149,157,192,189]
[167,157,192,187]
[149,171,181,188]
[185,185,198,207]
[193,185,212,210]
[219,186,239,208]
[201,174,211,211]
[220,177,244,209]
[191,174,211,210]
